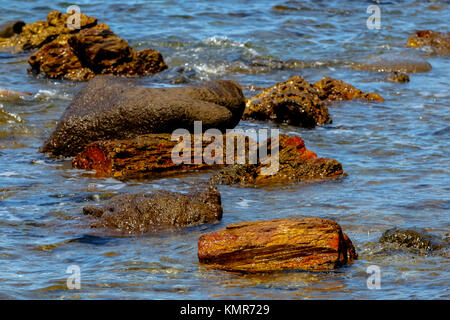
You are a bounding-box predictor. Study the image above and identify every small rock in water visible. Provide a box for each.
[386,72,410,83]
[407,30,450,55]
[379,227,444,254]
[83,185,223,234]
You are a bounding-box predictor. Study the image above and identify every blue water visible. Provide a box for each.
[0,0,449,299]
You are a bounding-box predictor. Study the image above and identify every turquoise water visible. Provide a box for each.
[0,0,449,299]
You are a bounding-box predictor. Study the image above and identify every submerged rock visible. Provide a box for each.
[211,134,345,186]
[0,21,25,38]
[379,227,444,254]
[386,72,410,83]
[407,30,450,55]
[355,53,432,73]
[40,76,245,157]
[313,77,384,102]
[0,88,31,98]
[83,185,222,234]
[243,76,331,127]
[198,217,357,273]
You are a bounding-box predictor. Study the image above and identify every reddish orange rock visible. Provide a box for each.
[72,133,216,179]
[198,217,357,273]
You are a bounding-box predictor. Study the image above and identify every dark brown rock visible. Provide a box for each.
[407,30,450,55]
[198,217,357,273]
[28,24,167,80]
[380,227,444,253]
[83,185,223,234]
[0,10,97,52]
[386,72,410,83]
[40,76,245,157]
[243,76,331,128]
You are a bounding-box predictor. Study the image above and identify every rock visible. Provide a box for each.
[198,217,357,273]
[210,134,345,185]
[40,76,245,157]
[28,42,95,81]
[28,24,167,80]
[0,10,97,52]
[407,30,450,55]
[243,76,332,128]
[356,53,432,73]
[0,21,25,38]
[313,77,384,102]
[0,88,31,98]
[379,227,444,253]
[72,133,223,179]
[83,185,222,234]
[386,71,410,83]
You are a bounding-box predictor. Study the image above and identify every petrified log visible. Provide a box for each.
[210,134,345,185]
[73,133,220,178]
[198,217,357,272]
[41,76,245,157]
[73,133,345,184]
[243,76,331,128]
[83,185,222,234]
[407,30,450,55]
[313,77,384,102]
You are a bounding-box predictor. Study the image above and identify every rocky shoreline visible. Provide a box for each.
[1,10,448,276]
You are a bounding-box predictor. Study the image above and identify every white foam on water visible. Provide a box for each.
[0,171,19,177]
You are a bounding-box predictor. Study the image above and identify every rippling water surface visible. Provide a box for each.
[0,0,449,299]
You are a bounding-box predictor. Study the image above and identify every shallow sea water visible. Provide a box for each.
[0,0,449,299]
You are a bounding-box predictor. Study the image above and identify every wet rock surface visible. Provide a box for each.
[198,217,357,273]
[41,76,245,157]
[407,30,450,55]
[386,72,410,83]
[0,10,97,52]
[356,53,432,73]
[0,21,25,38]
[211,134,345,186]
[243,76,384,127]
[0,11,167,80]
[243,76,331,128]
[379,227,445,254]
[73,133,222,179]
[83,185,222,234]
[313,77,384,102]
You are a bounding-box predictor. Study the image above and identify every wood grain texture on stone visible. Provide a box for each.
[198,217,357,273]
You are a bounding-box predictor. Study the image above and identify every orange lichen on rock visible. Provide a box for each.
[407,30,450,55]
[198,217,357,273]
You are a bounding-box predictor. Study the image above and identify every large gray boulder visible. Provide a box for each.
[40,76,245,157]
